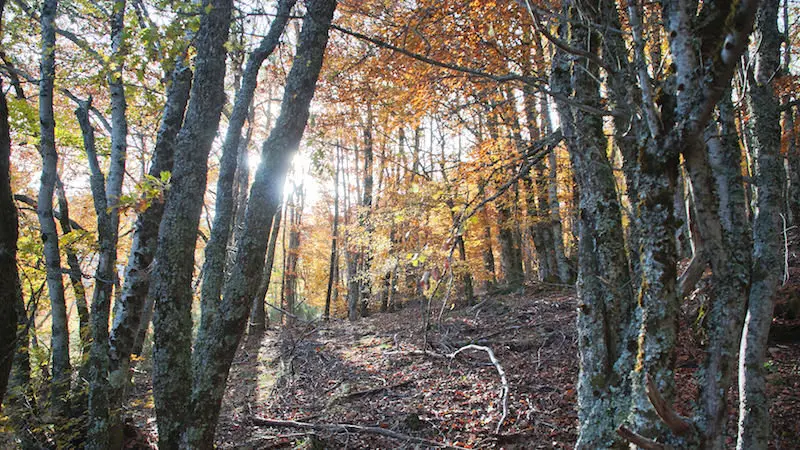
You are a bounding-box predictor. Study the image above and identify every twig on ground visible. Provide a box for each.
[469,297,490,312]
[251,417,471,449]
[332,379,414,404]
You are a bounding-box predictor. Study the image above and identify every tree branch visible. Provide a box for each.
[645,374,694,435]
[447,344,509,434]
[14,194,87,231]
[251,418,471,449]
[617,425,669,450]
[329,24,618,118]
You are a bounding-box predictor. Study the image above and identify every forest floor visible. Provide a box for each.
[125,270,800,449]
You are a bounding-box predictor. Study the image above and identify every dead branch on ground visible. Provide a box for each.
[447,345,509,434]
[331,379,414,404]
[251,417,471,449]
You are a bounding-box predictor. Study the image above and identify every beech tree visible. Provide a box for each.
[0,0,22,411]
[2,0,797,447]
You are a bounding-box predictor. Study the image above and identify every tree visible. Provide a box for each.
[186,0,337,444]
[147,0,233,446]
[35,0,72,424]
[738,0,785,446]
[0,0,23,407]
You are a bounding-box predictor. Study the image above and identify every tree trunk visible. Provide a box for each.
[148,0,233,446]
[324,146,340,320]
[85,2,129,445]
[738,0,784,446]
[497,195,524,288]
[36,0,72,420]
[557,4,635,446]
[346,249,359,320]
[481,205,496,292]
[359,104,374,317]
[185,1,336,445]
[0,74,21,411]
[692,92,751,448]
[200,0,296,326]
[110,60,192,372]
[783,0,800,225]
[54,178,90,366]
[456,234,474,305]
[250,207,282,336]
[284,189,303,323]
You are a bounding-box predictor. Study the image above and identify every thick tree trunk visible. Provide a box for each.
[783,0,800,225]
[523,176,552,281]
[346,249,359,320]
[497,196,524,288]
[7,287,35,448]
[691,93,751,448]
[36,0,72,420]
[148,0,233,446]
[200,0,296,325]
[0,75,21,411]
[110,60,192,375]
[738,1,784,447]
[0,2,22,409]
[250,208,282,335]
[185,1,336,445]
[557,4,635,446]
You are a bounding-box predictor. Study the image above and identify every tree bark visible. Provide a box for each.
[481,205,496,292]
[324,146,340,320]
[249,207,282,335]
[0,74,22,411]
[556,3,635,446]
[690,93,751,448]
[148,0,233,446]
[36,0,72,420]
[284,188,303,323]
[200,0,297,326]
[738,0,784,447]
[54,178,90,366]
[110,60,192,372]
[358,104,374,317]
[185,1,336,445]
[83,2,129,445]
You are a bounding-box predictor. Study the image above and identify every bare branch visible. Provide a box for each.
[645,374,694,435]
[330,23,618,118]
[13,194,87,232]
[617,425,669,450]
[251,418,471,449]
[447,344,509,434]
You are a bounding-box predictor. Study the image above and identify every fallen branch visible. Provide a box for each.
[645,374,693,435]
[332,379,414,404]
[447,345,509,433]
[616,425,668,450]
[251,418,471,449]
